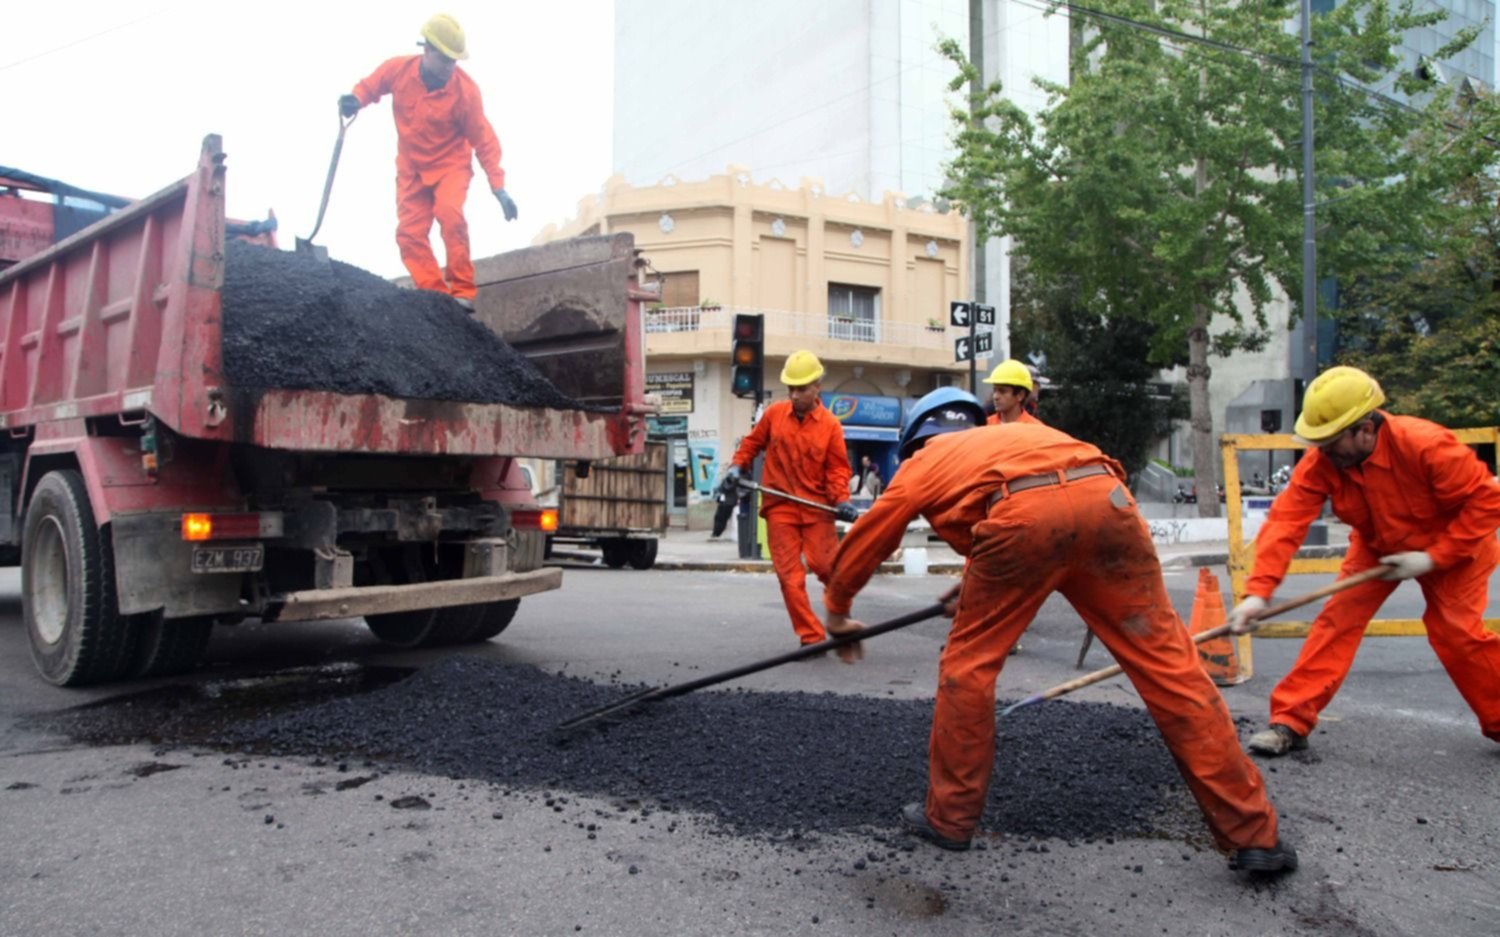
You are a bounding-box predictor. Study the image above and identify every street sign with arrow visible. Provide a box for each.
[949,301,971,328]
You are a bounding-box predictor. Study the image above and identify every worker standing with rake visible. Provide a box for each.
[822,388,1295,874]
[340,14,517,309]
[724,351,857,648]
[1227,366,1500,756]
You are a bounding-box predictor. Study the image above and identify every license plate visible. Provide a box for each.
[191,544,264,574]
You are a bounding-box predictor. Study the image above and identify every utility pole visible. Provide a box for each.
[1298,0,1317,398]
[969,0,987,382]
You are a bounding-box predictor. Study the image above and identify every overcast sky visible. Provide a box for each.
[3,1,614,279]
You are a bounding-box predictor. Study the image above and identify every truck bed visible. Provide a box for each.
[0,136,650,461]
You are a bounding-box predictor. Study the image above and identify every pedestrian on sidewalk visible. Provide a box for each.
[821,388,1294,874]
[981,359,1043,426]
[723,351,856,647]
[708,456,750,541]
[1227,366,1500,756]
[850,454,884,499]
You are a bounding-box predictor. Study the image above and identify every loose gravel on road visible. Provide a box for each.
[39,657,1207,846]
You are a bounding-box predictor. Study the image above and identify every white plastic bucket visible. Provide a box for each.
[902,547,929,576]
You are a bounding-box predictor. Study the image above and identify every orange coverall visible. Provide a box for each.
[986,409,1042,426]
[1246,413,1500,741]
[352,56,506,301]
[731,399,852,645]
[825,423,1281,850]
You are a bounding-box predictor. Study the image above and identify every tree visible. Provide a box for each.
[1008,263,1186,480]
[1335,88,1500,428]
[941,0,1477,516]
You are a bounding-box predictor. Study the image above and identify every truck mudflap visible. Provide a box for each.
[264,567,561,623]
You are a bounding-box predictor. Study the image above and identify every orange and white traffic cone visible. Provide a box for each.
[1189,567,1247,686]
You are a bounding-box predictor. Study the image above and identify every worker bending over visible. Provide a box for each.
[341,14,517,309]
[982,359,1042,425]
[824,388,1294,874]
[724,351,857,647]
[1227,366,1500,756]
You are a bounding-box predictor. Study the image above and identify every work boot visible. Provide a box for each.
[900,803,971,852]
[1247,724,1308,757]
[454,296,476,313]
[1230,839,1299,874]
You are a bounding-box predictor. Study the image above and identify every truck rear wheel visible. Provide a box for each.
[626,539,658,570]
[464,598,519,642]
[366,601,512,648]
[601,539,630,569]
[131,614,214,679]
[22,470,138,686]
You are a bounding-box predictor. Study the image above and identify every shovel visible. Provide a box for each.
[295,110,357,261]
[555,601,947,732]
[998,564,1391,717]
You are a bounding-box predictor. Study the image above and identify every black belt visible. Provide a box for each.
[987,464,1114,508]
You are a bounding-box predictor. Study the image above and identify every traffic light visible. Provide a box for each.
[730,313,763,399]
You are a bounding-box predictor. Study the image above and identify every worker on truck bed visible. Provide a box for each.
[982,359,1042,426]
[723,351,857,647]
[1226,366,1500,757]
[822,388,1296,874]
[340,14,517,310]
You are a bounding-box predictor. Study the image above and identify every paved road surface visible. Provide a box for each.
[2,565,1496,936]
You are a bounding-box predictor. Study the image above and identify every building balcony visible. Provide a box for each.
[644,305,960,369]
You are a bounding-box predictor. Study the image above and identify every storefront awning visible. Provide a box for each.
[842,426,899,442]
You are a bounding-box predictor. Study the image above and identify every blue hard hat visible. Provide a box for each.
[899,388,986,459]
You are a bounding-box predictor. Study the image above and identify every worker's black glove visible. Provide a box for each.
[834,502,859,523]
[719,465,742,496]
[494,188,518,221]
[339,94,361,118]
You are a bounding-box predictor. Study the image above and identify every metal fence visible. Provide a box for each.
[1220,427,1500,680]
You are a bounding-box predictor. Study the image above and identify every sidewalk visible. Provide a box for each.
[632,522,1352,574]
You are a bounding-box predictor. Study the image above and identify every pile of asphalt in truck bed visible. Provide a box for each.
[220,242,581,409]
[52,657,1202,844]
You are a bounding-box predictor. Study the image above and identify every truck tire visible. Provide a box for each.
[22,470,138,686]
[365,608,444,648]
[130,614,214,679]
[601,539,630,569]
[626,539,658,570]
[464,598,520,642]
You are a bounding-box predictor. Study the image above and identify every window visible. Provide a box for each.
[652,271,700,308]
[827,283,879,342]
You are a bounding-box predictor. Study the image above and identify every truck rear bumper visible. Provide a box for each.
[264,567,562,623]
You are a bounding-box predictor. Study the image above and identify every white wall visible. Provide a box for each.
[614,0,968,199]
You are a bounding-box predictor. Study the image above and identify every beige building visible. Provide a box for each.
[535,167,972,528]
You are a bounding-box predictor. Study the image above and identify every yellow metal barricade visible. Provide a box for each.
[1220,427,1500,679]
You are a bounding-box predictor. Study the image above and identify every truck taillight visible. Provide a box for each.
[512,509,558,532]
[181,513,266,541]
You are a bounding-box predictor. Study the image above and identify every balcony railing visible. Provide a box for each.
[644,305,951,350]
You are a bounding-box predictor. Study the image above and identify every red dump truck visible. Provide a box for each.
[0,136,652,686]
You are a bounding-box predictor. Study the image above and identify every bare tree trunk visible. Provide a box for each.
[1187,310,1218,519]
[1188,145,1219,519]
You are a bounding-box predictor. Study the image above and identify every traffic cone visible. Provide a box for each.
[1189,568,1247,685]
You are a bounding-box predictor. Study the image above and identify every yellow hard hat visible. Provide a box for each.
[421,14,469,60]
[1294,366,1386,443]
[981,359,1034,391]
[779,350,825,386]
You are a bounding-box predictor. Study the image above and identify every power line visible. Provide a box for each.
[0,6,175,73]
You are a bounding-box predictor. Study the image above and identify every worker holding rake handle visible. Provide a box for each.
[1227,366,1500,757]
[822,388,1295,874]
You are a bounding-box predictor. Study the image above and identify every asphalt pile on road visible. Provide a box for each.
[44,657,1202,844]
[221,242,581,409]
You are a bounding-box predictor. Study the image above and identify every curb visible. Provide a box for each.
[652,560,967,574]
[1159,544,1348,570]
